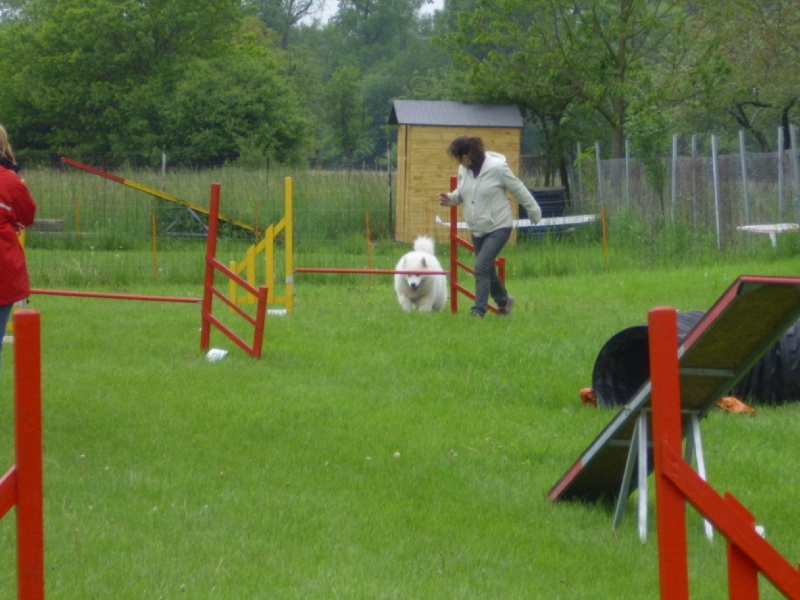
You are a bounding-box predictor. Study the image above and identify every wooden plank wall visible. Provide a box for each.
[395,125,522,244]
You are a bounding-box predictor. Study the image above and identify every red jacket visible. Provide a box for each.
[0,166,36,305]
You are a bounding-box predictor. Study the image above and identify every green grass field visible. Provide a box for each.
[3,257,800,598]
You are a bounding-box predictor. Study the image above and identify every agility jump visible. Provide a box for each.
[294,176,507,315]
[31,182,268,359]
[226,177,293,314]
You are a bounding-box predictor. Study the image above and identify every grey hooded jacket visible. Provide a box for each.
[442,151,542,236]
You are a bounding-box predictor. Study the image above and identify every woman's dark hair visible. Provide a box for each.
[447,136,486,165]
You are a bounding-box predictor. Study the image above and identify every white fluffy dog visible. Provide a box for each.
[394,236,447,312]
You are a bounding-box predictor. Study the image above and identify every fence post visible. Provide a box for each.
[778,127,785,219]
[739,130,750,228]
[790,125,800,222]
[595,142,605,207]
[625,138,631,207]
[691,136,699,226]
[284,176,294,313]
[575,142,584,209]
[671,134,678,221]
[711,135,722,250]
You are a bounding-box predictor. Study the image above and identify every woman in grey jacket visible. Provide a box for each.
[438,136,541,317]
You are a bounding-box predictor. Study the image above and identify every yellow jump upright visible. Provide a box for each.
[229,176,294,313]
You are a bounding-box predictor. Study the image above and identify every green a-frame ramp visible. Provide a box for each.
[548,276,800,536]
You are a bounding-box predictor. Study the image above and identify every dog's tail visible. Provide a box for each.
[413,235,436,255]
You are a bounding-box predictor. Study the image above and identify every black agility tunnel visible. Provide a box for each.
[592,311,800,407]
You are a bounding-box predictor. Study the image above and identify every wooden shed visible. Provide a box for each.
[388,100,524,243]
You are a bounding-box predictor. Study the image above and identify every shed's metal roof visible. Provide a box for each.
[388,100,523,128]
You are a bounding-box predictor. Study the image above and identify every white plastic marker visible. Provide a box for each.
[206,348,228,362]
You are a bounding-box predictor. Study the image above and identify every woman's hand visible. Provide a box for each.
[437,192,450,206]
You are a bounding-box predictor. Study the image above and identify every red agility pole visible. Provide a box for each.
[449,176,459,314]
[648,308,689,600]
[294,268,448,275]
[31,289,200,303]
[0,310,45,600]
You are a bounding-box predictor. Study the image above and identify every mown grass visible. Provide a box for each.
[2,256,800,598]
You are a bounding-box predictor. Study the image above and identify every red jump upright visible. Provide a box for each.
[200,183,268,359]
[447,175,505,315]
[0,310,45,599]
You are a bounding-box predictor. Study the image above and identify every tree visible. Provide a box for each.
[443,0,722,159]
[694,0,800,151]
[240,0,325,48]
[323,65,371,167]
[160,41,311,165]
[321,0,450,165]
[333,0,425,61]
[0,0,241,159]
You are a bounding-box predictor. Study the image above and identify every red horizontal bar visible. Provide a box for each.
[202,309,255,357]
[206,257,262,297]
[209,285,256,326]
[31,289,201,303]
[295,268,449,275]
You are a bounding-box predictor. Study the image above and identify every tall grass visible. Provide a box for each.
[2,257,800,598]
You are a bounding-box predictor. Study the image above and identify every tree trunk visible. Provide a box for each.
[610,124,625,159]
[610,96,626,158]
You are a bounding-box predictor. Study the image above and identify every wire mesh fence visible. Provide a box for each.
[569,132,800,250]
[20,158,395,289]
[18,134,800,290]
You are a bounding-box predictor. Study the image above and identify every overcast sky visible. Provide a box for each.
[310,0,445,23]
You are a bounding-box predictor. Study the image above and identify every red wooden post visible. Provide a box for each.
[725,493,759,599]
[200,183,221,352]
[448,175,458,314]
[648,307,689,600]
[251,286,269,359]
[14,309,44,600]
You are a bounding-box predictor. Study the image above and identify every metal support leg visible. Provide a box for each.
[613,416,640,531]
[612,410,651,543]
[684,412,714,540]
[637,410,649,542]
[614,410,713,543]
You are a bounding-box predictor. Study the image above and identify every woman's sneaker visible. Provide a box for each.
[499,297,515,316]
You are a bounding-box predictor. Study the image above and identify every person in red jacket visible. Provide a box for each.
[0,125,37,370]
